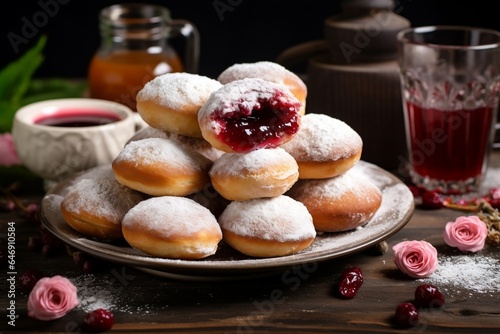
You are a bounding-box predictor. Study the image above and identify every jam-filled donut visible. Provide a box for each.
[286,168,382,232]
[61,178,145,240]
[209,148,299,201]
[218,195,316,257]
[217,61,308,115]
[126,126,224,162]
[112,137,212,196]
[122,196,222,259]
[136,72,223,138]
[198,78,302,153]
[280,113,363,179]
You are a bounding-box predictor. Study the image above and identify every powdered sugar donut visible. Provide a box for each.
[286,168,382,232]
[136,72,223,138]
[112,137,212,196]
[209,148,299,201]
[218,195,316,257]
[61,178,145,240]
[198,78,302,153]
[218,61,308,115]
[126,126,224,162]
[122,196,222,259]
[280,113,363,179]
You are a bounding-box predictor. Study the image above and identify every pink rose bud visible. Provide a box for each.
[27,275,79,321]
[0,133,22,166]
[392,240,438,278]
[443,215,488,253]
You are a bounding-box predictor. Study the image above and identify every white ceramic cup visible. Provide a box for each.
[12,98,137,186]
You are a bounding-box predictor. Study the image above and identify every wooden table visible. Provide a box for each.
[1,153,499,334]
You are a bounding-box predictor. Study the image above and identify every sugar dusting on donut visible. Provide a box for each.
[295,168,378,201]
[218,61,306,89]
[211,148,297,178]
[123,196,219,238]
[219,196,316,242]
[115,137,211,170]
[127,126,224,162]
[202,78,299,118]
[62,178,143,224]
[137,72,222,110]
[280,113,362,161]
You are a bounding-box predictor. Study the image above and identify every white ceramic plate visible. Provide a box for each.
[40,161,415,281]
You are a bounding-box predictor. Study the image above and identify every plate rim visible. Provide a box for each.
[40,160,415,278]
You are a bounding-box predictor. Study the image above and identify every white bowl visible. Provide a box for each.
[12,98,136,185]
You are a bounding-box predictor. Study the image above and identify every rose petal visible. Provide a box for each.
[27,276,79,321]
[392,240,438,278]
[443,215,488,252]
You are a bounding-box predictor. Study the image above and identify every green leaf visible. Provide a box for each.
[0,101,21,133]
[0,35,46,103]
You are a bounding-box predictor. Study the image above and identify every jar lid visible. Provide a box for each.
[324,0,410,63]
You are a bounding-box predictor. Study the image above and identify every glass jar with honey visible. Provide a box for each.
[88,3,199,110]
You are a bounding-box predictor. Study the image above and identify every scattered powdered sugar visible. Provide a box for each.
[419,254,500,296]
[280,113,363,161]
[136,72,222,109]
[71,274,162,315]
[72,274,117,312]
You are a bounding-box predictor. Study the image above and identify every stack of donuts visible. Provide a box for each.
[60,61,382,261]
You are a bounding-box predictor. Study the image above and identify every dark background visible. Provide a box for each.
[0,0,498,80]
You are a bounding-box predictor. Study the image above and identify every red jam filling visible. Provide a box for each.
[215,92,300,153]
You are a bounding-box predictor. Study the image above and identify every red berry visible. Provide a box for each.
[84,308,115,332]
[19,269,45,292]
[420,191,444,210]
[26,203,40,221]
[488,197,500,209]
[395,302,419,328]
[337,266,363,299]
[415,284,445,308]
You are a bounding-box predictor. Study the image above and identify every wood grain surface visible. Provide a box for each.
[1,154,499,334]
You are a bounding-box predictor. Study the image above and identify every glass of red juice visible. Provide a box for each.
[397,26,500,194]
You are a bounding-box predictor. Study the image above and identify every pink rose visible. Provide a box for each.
[0,133,21,166]
[392,240,438,278]
[443,215,488,253]
[27,275,79,321]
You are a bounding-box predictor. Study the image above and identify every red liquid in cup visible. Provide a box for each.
[405,101,493,181]
[35,108,122,127]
